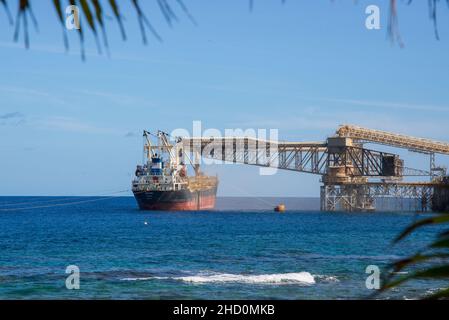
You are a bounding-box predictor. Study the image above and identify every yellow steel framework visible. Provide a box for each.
[337,124,449,155]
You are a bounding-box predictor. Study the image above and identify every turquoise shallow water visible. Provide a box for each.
[0,196,444,299]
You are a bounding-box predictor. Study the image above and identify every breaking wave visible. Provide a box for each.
[314,274,339,282]
[122,271,316,285]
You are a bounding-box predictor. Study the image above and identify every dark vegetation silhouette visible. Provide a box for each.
[0,0,447,57]
[380,212,449,299]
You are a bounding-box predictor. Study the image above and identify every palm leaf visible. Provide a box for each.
[91,0,109,52]
[131,0,162,44]
[68,0,85,60]
[391,253,449,272]
[430,237,449,249]
[108,0,126,40]
[382,213,449,298]
[394,214,449,243]
[79,0,101,53]
[2,0,447,58]
[424,287,449,299]
[175,0,197,26]
[52,0,69,50]
[0,0,13,25]
[383,265,449,292]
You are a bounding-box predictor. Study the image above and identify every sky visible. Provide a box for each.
[1,0,449,197]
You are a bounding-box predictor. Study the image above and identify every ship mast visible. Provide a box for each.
[158,131,177,165]
[181,146,200,176]
[143,130,154,159]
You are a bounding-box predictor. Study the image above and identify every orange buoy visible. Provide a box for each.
[274,204,286,213]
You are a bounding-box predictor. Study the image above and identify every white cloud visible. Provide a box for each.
[0,111,26,126]
[0,112,24,120]
[36,116,121,135]
[74,89,154,107]
[228,108,449,143]
[0,114,126,136]
[314,97,449,113]
[0,85,68,106]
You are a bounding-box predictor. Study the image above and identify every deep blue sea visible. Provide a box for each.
[0,196,445,299]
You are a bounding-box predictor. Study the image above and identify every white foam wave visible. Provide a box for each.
[121,272,315,285]
[174,272,315,284]
[392,271,409,275]
[314,274,339,282]
[121,277,153,281]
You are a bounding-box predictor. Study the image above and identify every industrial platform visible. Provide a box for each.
[182,125,449,212]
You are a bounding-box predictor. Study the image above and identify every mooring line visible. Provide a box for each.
[0,190,130,212]
[0,188,133,207]
[0,196,87,208]
[226,183,276,208]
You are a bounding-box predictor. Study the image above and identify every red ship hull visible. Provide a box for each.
[133,187,217,211]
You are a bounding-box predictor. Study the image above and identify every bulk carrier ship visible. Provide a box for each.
[132,131,218,211]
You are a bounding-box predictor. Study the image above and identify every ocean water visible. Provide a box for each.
[0,196,445,300]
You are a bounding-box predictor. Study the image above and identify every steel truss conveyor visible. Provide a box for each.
[181,124,449,212]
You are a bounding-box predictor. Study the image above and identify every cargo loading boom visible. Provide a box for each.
[337,124,449,155]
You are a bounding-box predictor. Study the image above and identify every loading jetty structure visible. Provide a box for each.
[182,125,449,212]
